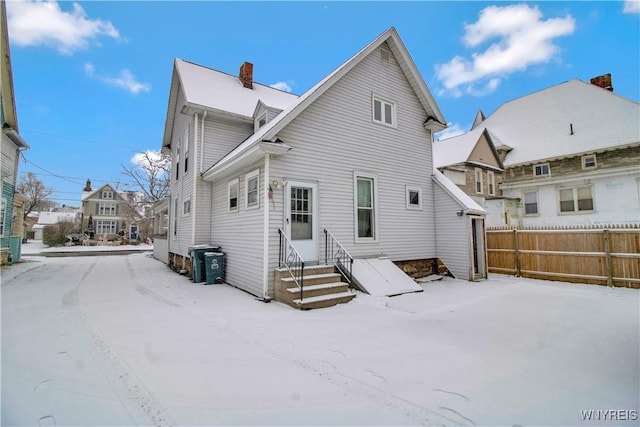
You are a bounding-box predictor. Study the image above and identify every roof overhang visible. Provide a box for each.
[2,126,29,149]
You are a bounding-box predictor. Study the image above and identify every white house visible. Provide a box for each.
[437,75,640,227]
[160,28,486,307]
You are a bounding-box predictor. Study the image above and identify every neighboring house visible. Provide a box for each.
[1,2,30,265]
[152,196,169,264]
[436,74,640,227]
[80,180,144,240]
[32,210,79,240]
[160,27,487,304]
[434,119,507,226]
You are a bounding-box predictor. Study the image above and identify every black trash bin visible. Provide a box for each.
[189,245,221,283]
[204,252,225,285]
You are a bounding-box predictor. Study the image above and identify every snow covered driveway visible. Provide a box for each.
[2,253,638,426]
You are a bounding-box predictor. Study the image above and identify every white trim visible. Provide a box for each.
[354,172,379,242]
[487,170,496,196]
[405,185,422,210]
[101,190,114,199]
[533,163,550,177]
[523,190,539,216]
[581,154,597,170]
[228,178,239,213]
[557,184,594,214]
[474,167,484,194]
[98,201,117,216]
[371,93,397,128]
[245,168,260,210]
[263,154,270,300]
[255,111,268,133]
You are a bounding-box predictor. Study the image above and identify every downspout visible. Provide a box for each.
[262,153,271,301]
[191,113,198,244]
[200,111,207,173]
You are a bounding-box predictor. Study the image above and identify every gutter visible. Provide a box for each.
[262,153,271,301]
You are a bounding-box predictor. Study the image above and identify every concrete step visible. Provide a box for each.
[281,272,342,287]
[285,282,349,299]
[292,291,356,310]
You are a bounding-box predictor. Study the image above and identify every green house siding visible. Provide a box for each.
[1,180,15,249]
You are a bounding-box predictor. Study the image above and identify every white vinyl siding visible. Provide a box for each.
[266,42,437,288]
[210,163,265,297]
[433,179,472,280]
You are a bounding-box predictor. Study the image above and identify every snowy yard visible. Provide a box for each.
[1,252,638,426]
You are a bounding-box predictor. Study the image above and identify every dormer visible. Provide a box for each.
[252,100,284,133]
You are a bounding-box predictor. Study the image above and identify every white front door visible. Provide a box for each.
[285,181,318,263]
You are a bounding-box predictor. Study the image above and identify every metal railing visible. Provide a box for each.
[278,229,305,301]
[324,229,353,284]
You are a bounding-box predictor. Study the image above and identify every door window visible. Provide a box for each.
[290,187,312,240]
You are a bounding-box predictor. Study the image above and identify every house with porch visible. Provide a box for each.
[160,27,486,308]
[437,74,640,227]
[1,1,30,265]
[80,180,144,241]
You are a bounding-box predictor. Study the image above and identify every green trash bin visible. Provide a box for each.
[204,252,225,285]
[189,245,221,283]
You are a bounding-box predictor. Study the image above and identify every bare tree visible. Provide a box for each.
[121,150,170,203]
[17,172,55,220]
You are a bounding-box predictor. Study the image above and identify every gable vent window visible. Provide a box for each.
[381,49,390,63]
[372,94,396,127]
[533,163,550,177]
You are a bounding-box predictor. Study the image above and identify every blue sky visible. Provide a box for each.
[6,0,640,206]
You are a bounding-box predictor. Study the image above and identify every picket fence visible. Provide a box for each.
[486,224,640,288]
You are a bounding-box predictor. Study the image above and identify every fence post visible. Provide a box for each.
[513,229,521,277]
[603,229,613,286]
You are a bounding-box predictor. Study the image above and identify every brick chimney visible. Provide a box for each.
[590,73,613,92]
[239,61,253,89]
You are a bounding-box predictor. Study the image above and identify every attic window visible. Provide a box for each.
[255,112,268,132]
[101,191,114,199]
[582,154,597,170]
[372,94,396,127]
[533,163,550,177]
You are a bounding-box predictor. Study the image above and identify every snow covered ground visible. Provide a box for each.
[1,252,638,426]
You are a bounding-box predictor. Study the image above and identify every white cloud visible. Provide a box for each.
[6,0,122,55]
[85,63,151,95]
[270,81,293,92]
[130,150,168,166]
[623,0,640,14]
[434,123,466,141]
[435,4,575,97]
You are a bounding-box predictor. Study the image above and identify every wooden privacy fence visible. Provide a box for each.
[486,225,640,288]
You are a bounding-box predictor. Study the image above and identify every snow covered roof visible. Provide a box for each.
[203,27,447,179]
[36,211,77,225]
[161,60,299,149]
[467,79,640,166]
[432,169,486,215]
[433,128,503,171]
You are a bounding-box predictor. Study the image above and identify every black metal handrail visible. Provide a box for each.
[278,229,305,301]
[324,229,354,284]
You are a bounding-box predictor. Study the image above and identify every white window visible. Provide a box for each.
[255,112,267,132]
[523,191,538,215]
[474,168,483,194]
[372,94,396,127]
[175,139,180,180]
[98,202,116,216]
[406,185,422,210]
[96,220,117,235]
[582,154,597,170]
[487,171,496,196]
[0,197,6,237]
[101,190,114,199]
[559,186,594,213]
[228,179,239,212]
[245,169,259,209]
[354,173,378,241]
[183,198,191,216]
[533,163,550,177]
[184,127,190,173]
